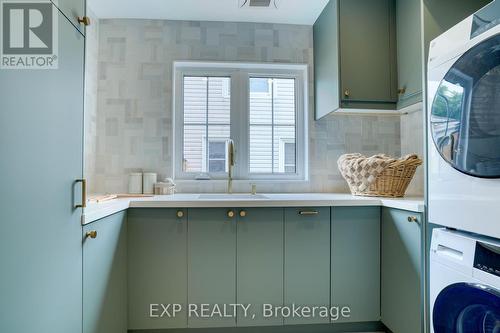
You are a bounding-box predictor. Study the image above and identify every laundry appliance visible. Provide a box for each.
[430,228,500,333]
[428,0,500,238]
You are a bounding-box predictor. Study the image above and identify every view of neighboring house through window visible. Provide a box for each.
[175,63,307,180]
[183,76,231,173]
[249,77,296,174]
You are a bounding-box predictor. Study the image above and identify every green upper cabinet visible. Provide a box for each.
[188,208,237,328]
[284,207,331,325]
[339,0,398,109]
[127,209,188,330]
[236,208,284,327]
[396,0,423,108]
[381,208,422,333]
[314,0,340,120]
[313,0,398,117]
[51,0,86,34]
[83,212,128,333]
[314,0,424,118]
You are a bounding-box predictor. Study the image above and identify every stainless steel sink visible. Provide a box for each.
[198,194,269,200]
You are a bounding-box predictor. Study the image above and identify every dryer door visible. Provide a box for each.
[430,34,500,178]
[433,283,500,333]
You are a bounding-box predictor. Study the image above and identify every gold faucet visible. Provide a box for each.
[227,139,235,194]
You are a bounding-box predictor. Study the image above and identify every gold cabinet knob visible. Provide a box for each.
[176,210,184,218]
[239,210,247,217]
[407,216,418,223]
[85,230,97,239]
[77,16,91,26]
[227,210,235,218]
[344,89,350,97]
[398,87,407,95]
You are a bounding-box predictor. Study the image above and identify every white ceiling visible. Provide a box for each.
[88,0,330,25]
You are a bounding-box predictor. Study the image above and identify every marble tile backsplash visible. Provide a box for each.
[88,18,405,194]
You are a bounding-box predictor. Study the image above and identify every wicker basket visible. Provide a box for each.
[339,154,422,198]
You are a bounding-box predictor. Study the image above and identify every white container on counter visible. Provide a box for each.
[143,173,157,194]
[128,173,143,194]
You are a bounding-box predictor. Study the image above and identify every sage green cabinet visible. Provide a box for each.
[0,10,84,333]
[237,208,284,327]
[284,207,331,325]
[314,0,340,119]
[396,0,423,108]
[188,208,237,328]
[83,211,127,333]
[127,209,188,330]
[381,208,422,333]
[339,0,398,109]
[331,207,381,323]
[51,0,86,34]
[313,0,399,118]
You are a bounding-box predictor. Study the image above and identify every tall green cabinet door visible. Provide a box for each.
[284,207,331,325]
[51,0,86,34]
[396,0,423,108]
[83,212,128,333]
[237,208,284,327]
[339,0,398,107]
[0,9,84,333]
[381,208,422,333]
[188,208,237,328]
[331,207,381,323]
[313,0,340,119]
[127,209,188,330]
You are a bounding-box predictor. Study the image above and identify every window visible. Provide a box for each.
[174,62,308,181]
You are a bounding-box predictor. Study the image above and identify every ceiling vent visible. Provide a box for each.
[249,0,271,6]
[239,0,279,8]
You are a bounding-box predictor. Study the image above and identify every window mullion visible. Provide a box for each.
[232,71,249,180]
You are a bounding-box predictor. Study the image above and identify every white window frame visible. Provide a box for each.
[173,61,309,181]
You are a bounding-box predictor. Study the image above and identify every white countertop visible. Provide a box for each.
[83,193,424,225]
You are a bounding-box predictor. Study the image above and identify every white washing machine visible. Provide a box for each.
[428,0,500,239]
[430,228,500,333]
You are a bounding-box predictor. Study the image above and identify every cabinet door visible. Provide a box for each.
[381,208,422,333]
[83,212,127,333]
[127,209,188,330]
[0,10,84,333]
[396,0,423,108]
[237,208,284,327]
[51,0,85,34]
[284,207,331,325]
[331,207,380,323]
[188,208,237,328]
[339,0,397,106]
[313,0,340,119]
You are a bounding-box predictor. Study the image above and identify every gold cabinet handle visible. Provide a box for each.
[75,179,87,208]
[227,210,235,218]
[407,216,418,223]
[176,210,184,219]
[77,16,91,26]
[398,87,407,95]
[85,230,97,239]
[239,210,247,217]
[299,210,319,216]
[344,89,350,97]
